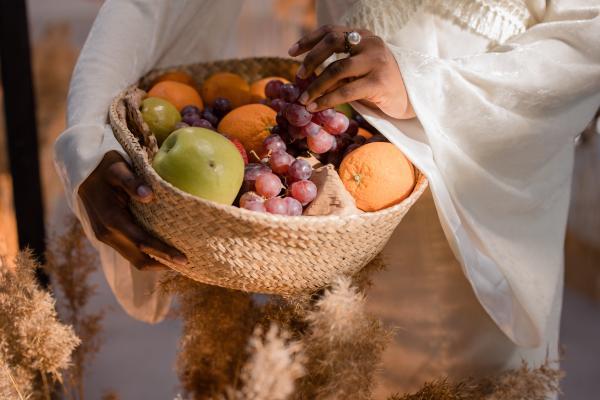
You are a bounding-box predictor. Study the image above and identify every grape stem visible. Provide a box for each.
[249,150,262,162]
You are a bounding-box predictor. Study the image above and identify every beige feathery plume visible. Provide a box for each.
[0,355,31,400]
[45,215,103,400]
[0,250,80,399]
[230,324,305,400]
[485,361,562,400]
[352,253,388,291]
[162,275,258,400]
[295,276,391,400]
[387,360,562,400]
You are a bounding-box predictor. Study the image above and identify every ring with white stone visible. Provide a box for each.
[344,31,362,54]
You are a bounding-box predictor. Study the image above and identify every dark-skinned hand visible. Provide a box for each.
[78,150,187,271]
[289,25,415,119]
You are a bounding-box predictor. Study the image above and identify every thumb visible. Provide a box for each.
[107,161,154,203]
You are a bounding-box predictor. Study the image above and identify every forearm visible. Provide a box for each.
[56,0,170,211]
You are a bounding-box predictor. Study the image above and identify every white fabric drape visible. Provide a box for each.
[346,0,600,349]
[350,0,600,347]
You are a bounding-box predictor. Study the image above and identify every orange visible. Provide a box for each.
[249,76,290,102]
[152,70,196,88]
[217,104,276,154]
[147,81,203,111]
[201,72,251,108]
[356,127,373,140]
[339,142,415,212]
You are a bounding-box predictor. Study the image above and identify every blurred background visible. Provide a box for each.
[0,0,598,398]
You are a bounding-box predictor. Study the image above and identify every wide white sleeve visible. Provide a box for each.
[360,0,600,346]
[53,0,244,323]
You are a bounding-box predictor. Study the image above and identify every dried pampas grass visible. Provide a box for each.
[352,252,388,291]
[163,275,258,399]
[484,361,562,400]
[295,276,391,400]
[228,324,305,400]
[0,355,31,400]
[165,253,561,400]
[45,215,103,400]
[388,361,562,400]
[167,263,391,400]
[0,250,79,399]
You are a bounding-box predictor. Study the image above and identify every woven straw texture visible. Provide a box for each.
[110,57,428,295]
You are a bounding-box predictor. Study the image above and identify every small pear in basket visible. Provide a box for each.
[304,162,362,217]
[140,97,182,145]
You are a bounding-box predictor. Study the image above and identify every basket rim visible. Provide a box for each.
[110,64,428,227]
[138,56,300,89]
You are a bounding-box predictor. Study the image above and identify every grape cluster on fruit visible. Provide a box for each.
[262,76,388,169]
[237,136,317,216]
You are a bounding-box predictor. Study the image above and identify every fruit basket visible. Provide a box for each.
[109,57,428,295]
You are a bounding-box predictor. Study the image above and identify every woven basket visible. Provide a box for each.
[109,57,428,295]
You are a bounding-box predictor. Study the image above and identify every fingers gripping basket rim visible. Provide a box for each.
[109,57,428,295]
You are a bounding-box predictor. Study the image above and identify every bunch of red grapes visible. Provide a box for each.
[239,155,315,216]
[266,75,386,166]
[238,75,387,216]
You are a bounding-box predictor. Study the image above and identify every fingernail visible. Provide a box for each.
[137,185,152,198]
[299,92,309,105]
[307,102,317,112]
[288,43,299,55]
[173,255,188,265]
[297,65,306,78]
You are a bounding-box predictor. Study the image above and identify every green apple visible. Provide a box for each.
[141,97,181,144]
[152,127,244,204]
[335,103,354,118]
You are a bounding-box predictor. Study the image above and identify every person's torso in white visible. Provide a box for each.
[55,1,600,397]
